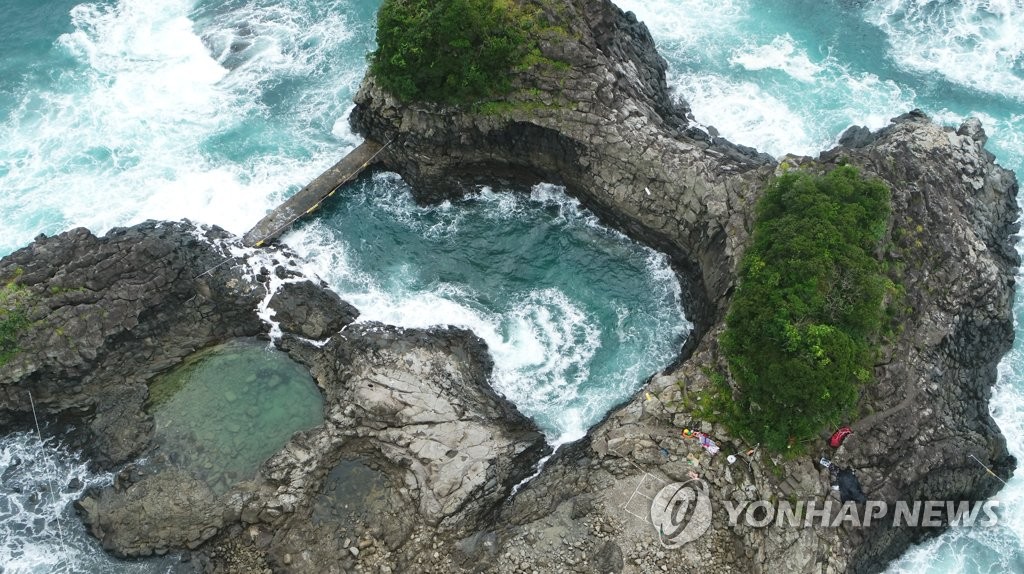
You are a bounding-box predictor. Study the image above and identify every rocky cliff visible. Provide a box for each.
[349,1,1020,573]
[351,0,773,334]
[0,0,1018,573]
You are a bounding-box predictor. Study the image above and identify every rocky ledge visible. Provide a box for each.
[350,0,1020,573]
[0,0,1018,573]
[0,221,547,570]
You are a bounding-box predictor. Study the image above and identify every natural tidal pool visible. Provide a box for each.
[287,177,691,443]
[146,339,324,494]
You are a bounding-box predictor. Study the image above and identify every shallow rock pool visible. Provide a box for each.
[146,339,324,494]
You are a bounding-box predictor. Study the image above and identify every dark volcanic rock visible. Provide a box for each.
[349,0,1019,572]
[268,280,358,339]
[1,221,547,571]
[0,221,266,466]
[78,468,225,558]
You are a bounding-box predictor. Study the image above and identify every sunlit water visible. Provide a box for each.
[0,0,1021,572]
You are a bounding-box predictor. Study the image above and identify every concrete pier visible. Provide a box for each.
[243,140,385,247]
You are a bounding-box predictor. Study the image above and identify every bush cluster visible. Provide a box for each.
[0,282,29,366]
[370,0,535,103]
[719,166,893,452]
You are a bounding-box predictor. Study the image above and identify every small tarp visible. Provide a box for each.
[837,468,867,504]
[698,434,720,455]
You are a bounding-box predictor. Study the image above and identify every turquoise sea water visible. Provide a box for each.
[612,1,1024,571]
[0,0,1021,572]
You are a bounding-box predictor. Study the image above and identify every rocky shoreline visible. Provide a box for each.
[0,1,1019,573]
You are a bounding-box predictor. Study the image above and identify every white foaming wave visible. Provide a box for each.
[0,433,163,573]
[461,183,601,231]
[673,55,918,158]
[613,0,749,62]
[1,0,245,251]
[729,34,826,83]
[833,69,918,133]
[332,104,358,141]
[491,288,603,443]
[0,0,363,256]
[610,1,921,159]
[198,0,360,103]
[866,0,1024,100]
[528,182,603,228]
[672,72,818,157]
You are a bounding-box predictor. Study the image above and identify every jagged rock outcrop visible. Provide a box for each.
[352,0,774,332]
[349,1,1019,573]
[0,221,546,564]
[268,280,359,340]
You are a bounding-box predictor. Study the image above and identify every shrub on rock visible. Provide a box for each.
[371,0,534,103]
[720,166,894,452]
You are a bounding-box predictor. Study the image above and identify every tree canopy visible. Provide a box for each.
[371,0,534,103]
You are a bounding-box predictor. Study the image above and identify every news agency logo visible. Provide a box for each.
[723,499,1001,529]
[649,479,713,548]
[647,480,1000,548]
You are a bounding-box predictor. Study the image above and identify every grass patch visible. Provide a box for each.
[718,166,895,453]
[0,278,30,367]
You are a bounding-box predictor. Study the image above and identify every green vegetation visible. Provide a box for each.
[718,166,894,452]
[0,279,30,366]
[371,0,564,103]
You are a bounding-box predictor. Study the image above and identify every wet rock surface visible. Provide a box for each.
[0,1,1018,573]
[350,1,1019,572]
[1,221,547,568]
[267,280,358,340]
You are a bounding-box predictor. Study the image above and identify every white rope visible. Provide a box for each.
[969,453,1009,486]
[29,391,71,573]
